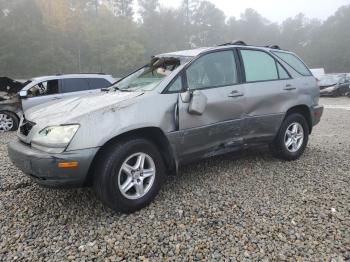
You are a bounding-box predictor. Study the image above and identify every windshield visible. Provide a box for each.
[110,57,182,92]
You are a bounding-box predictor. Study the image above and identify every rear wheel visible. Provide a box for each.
[93,138,165,213]
[270,113,309,161]
[0,111,19,132]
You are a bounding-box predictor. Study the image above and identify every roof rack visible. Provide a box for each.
[266,45,282,50]
[218,41,283,50]
[219,40,247,46]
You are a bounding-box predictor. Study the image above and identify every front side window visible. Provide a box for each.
[167,77,183,93]
[110,57,181,92]
[28,80,59,97]
[186,50,238,90]
[241,50,279,82]
[61,78,89,93]
[273,51,311,76]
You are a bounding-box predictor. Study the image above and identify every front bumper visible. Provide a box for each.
[8,139,98,187]
[311,105,324,127]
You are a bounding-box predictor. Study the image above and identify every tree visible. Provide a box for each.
[108,0,133,17]
[307,6,350,72]
[138,0,159,22]
[1,0,350,77]
[227,9,280,46]
[189,0,226,46]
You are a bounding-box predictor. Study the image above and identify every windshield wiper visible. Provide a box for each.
[101,86,122,92]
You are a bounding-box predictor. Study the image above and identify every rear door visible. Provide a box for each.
[176,49,245,161]
[58,78,99,100]
[238,48,296,142]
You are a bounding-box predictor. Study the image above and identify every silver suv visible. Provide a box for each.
[8,42,324,213]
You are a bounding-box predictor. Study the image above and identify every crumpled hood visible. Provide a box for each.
[25,91,143,126]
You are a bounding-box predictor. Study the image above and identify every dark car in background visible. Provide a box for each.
[319,74,350,97]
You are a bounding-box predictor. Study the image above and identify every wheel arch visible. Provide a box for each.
[85,127,177,186]
[285,105,312,134]
[0,106,21,119]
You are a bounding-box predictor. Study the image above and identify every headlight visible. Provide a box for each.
[31,125,79,153]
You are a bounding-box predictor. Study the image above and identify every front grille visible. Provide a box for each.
[19,117,36,137]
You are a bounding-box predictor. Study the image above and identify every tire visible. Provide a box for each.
[269,113,309,161]
[0,111,19,132]
[93,138,166,214]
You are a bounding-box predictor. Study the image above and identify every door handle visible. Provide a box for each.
[52,97,62,100]
[228,90,244,98]
[283,84,296,91]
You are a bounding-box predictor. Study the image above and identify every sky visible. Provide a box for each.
[159,0,350,23]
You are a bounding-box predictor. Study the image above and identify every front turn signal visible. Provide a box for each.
[58,161,79,168]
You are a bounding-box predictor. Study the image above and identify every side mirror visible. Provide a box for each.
[180,89,191,103]
[19,90,28,98]
[188,90,207,115]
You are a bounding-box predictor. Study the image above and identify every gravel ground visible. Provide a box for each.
[0,98,349,261]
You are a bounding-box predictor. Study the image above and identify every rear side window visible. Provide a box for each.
[240,50,278,82]
[61,78,90,93]
[88,78,111,90]
[277,63,290,79]
[273,51,311,76]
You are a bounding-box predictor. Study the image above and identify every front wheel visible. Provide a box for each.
[0,111,19,132]
[270,113,309,161]
[93,138,165,213]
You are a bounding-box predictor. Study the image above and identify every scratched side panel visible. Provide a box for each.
[243,114,284,143]
[242,79,296,142]
[167,119,243,164]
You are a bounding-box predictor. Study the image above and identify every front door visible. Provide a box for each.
[21,79,60,112]
[177,50,245,162]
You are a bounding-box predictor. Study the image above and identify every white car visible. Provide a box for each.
[0,74,116,132]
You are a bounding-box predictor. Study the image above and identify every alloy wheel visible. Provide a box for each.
[284,122,304,153]
[118,152,156,200]
[0,113,14,132]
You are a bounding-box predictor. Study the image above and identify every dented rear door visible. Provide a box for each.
[238,48,296,143]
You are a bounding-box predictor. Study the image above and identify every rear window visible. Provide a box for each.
[273,51,311,76]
